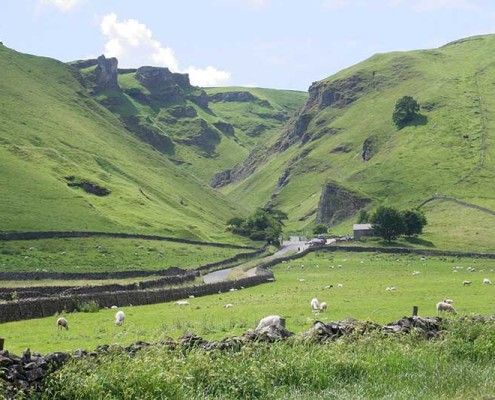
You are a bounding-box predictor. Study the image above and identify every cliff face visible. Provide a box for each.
[316,183,371,226]
[211,73,370,188]
[94,55,119,92]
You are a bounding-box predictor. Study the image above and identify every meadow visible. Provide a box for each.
[0,237,245,273]
[1,251,494,355]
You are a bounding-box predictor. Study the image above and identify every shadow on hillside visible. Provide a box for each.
[400,114,428,129]
[404,236,435,248]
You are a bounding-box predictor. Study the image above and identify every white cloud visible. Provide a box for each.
[185,66,231,87]
[37,0,86,12]
[100,13,230,86]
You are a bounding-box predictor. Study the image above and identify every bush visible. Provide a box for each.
[75,300,100,313]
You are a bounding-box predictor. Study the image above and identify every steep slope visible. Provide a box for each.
[0,45,246,242]
[218,34,495,242]
[70,57,307,182]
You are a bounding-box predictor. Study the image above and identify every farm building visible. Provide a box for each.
[353,223,374,240]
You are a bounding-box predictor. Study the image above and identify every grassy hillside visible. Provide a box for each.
[220,34,495,250]
[73,60,307,182]
[0,45,248,242]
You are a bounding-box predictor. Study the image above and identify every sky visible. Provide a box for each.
[2,0,495,90]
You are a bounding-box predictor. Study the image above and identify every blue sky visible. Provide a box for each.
[2,0,495,90]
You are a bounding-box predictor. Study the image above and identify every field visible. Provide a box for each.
[0,237,245,273]
[1,251,494,355]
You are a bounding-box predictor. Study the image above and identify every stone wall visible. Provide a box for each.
[0,269,274,323]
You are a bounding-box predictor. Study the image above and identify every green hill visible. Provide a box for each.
[0,45,248,242]
[70,57,307,182]
[217,34,495,249]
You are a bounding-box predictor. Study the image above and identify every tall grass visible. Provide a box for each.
[42,318,495,399]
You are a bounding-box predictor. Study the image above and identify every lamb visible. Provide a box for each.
[175,300,190,306]
[319,302,328,311]
[483,278,492,285]
[310,297,319,312]
[56,317,69,330]
[115,311,125,326]
[255,315,285,330]
[436,301,456,314]
[463,280,472,286]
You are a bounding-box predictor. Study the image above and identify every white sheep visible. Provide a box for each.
[436,301,456,314]
[255,315,285,330]
[56,317,69,330]
[225,303,234,308]
[443,298,454,304]
[115,311,125,326]
[337,283,344,288]
[319,302,328,311]
[310,297,319,312]
[463,280,472,286]
[483,278,492,285]
[175,300,190,306]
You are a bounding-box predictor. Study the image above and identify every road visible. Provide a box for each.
[202,240,313,284]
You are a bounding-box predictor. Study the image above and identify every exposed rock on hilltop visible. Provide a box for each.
[94,55,119,92]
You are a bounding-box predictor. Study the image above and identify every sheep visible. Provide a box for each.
[337,283,344,288]
[225,303,234,308]
[115,311,125,326]
[436,301,456,314]
[255,315,285,330]
[310,297,319,312]
[320,302,328,311]
[324,285,333,289]
[175,300,190,306]
[443,298,454,304]
[298,278,306,282]
[56,317,69,330]
[463,280,472,286]
[385,286,396,291]
[483,278,492,285]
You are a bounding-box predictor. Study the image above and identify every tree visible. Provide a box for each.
[370,206,405,242]
[393,96,420,128]
[357,209,370,223]
[226,207,287,245]
[313,224,328,235]
[402,209,427,236]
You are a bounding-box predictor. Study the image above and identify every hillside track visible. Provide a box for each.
[418,195,495,216]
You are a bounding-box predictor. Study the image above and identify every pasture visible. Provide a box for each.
[0,237,244,273]
[1,251,494,355]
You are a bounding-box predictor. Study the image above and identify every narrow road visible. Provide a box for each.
[203,240,314,283]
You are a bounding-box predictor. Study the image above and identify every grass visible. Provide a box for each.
[219,34,495,252]
[1,251,494,355]
[40,319,495,399]
[0,45,251,243]
[0,237,245,273]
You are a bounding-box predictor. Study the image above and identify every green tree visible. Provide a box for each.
[313,224,328,235]
[370,206,405,242]
[227,207,286,245]
[393,96,420,128]
[357,209,370,223]
[402,209,427,236]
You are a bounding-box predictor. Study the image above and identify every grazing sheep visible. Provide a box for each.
[110,305,118,309]
[463,280,472,286]
[256,315,285,330]
[337,283,344,288]
[385,286,396,291]
[443,298,454,304]
[225,303,234,308]
[483,278,492,285]
[298,278,305,282]
[320,302,328,311]
[175,300,190,306]
[324,285,333,289]
[115,311,125,326]
[436,301,456,314]
[310,297,319,312]
[56,317,69,330]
